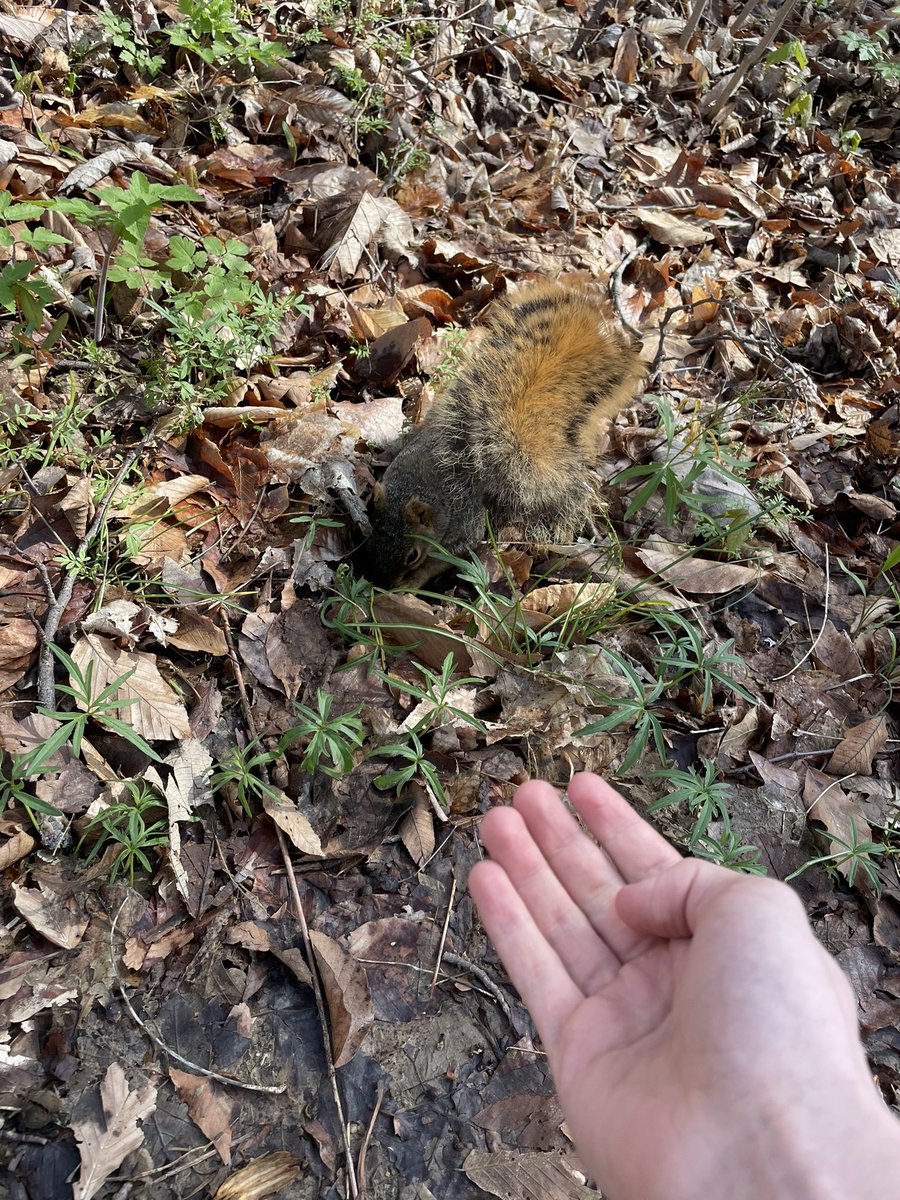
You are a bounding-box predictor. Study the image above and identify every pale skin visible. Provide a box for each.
[469,773,900,1200]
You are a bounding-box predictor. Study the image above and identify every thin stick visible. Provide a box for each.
[702,0,800,120]
[611,241,647,340]
[430,876,456,992]
[36,428,154,707]
[441,951,514,1025]
[109,901,285,1093]
[356,1080,386,1200]
[277,829,359,1199]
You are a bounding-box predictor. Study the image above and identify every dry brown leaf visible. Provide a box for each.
[12,881,89,949]
[637,209,715,247]
[464,1149,595,1199]
[71,1064,156,1200]
[167,610,229,655]
[827,715,888,776]
[58,475,94,538]
[521,582,615,618]
[399,790,435,866]
[169,1068,234,1166]
[212,1152,302,1200]
[320,191,415,281]
[70,634,191,741]
[0,829,36,870]
[805,768,874,887]
[636,549,758,594]
[309,930,373,1067]
[372,593,476,673]
[261,788,324,857]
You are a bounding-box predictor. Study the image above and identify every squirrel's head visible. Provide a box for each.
[360,478,446,590]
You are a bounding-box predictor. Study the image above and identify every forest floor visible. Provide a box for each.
[0,1,899,1198]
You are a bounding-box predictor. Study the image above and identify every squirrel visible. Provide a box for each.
[360,280,645,589]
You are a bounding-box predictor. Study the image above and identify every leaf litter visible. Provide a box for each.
[0,0,899,1198]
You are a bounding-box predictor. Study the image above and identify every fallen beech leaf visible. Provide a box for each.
[805,768,874,887]
[522,581,615,618]
[636,549,758,594]
[637,209,715,247]
[71,1064,156,1200]
[464,1148,595,1199]
[309,930,373,1066]
[12,881,89,949]
[71,634,191,741]
[262,788,324,856]
[169,1069,234,1166]
[399,790,435,866]
[212,1151,302,1200]
[827,715,888,776]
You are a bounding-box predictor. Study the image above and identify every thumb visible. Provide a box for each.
[615,857,756,939]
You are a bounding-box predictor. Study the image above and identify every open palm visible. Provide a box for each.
[469,774,896,1200]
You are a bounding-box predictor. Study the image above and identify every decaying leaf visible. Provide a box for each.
[262,788,325,857]
[827,716,888,777]
[212,1152,302,1200]
[71,1064,156,1200]
[309,930,373,1067]
[71,634,192,741]
[12,881,89,950]
[169,1068,234,1166]
[464,1148,595,1200]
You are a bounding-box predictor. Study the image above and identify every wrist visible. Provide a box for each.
[748,1087,900,1200]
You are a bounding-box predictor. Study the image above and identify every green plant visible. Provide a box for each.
[210,737,282,817]
[766,39,814,125]
[613,398,752,530]
[375,652,487,735]
[0,192,69,337]
[429,326,468,389]
[79,778,169,884]
[576,650,669,773]
[55,171,202,292]
[649,759,735,848]
[38,645,163,765]
[97,2,164,77]
[370,729,446,809]
[786,817,886,897]
[168,0,287,67]
[282,690,365,777]
[0,748,62,824]
[291,513,345,554]
[652,616,756,715]
[839,29,900,81]
[692,807,767,875]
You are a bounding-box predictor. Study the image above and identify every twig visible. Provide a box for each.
[277,829,359,1199]
[430,876,456,992]
[611,241,647,340]
[701,0,800,121]
[773,545,830,681]
[678,0,710,49]
[94,230,119,344]
[441,951,514,1025]
[356,1080,386,1200]
[109,900,286,1093]
[36,428,154,708]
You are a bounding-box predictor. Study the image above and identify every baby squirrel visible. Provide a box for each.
[361,281,645,589]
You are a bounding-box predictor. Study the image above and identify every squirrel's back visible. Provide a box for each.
[361,281,645,589]
[432,281,644,531]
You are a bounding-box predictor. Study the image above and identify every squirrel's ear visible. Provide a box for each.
[404,496,435,532]
[372,482,386,509]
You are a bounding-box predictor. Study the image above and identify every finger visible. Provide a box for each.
[568,773,681,883]
[616,857,753,938]
[480,802,622,991]
[469,858,583,1051]
[513,782,655,964]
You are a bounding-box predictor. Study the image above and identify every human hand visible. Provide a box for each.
[469,773,900,1200]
